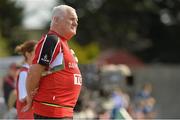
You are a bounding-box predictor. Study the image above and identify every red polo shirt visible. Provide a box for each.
[32,30,82,118]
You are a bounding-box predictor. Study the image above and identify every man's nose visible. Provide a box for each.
[73,20,78,26]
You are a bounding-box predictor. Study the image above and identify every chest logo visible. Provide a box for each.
[41,54,50,63]
[68,62,78,69]
[74,74,82,85]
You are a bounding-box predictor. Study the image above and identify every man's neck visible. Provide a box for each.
[50,28,67,39]
[50,27,73,40]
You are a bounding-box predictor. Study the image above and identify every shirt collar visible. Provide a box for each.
[48,30,66,40]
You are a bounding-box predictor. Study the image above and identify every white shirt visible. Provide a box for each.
[18,63,30,102]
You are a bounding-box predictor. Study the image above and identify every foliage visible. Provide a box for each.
[0,0,24,56]
[0,0,23,37]
[68,40,100,64]
[0,35,10,57]
[58,0,180,63]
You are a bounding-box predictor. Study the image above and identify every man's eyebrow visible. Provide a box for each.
[70,16,78,20]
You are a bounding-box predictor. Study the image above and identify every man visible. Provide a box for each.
[26,5,82,119]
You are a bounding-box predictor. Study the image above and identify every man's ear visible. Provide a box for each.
[53,16,59,24]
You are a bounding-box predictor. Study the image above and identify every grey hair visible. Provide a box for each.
[50,5,75,26]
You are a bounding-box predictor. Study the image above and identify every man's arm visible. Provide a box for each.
[26,34,59,96]
[23,35,59,112]
[26,64,45,97]
[22,64,44,112]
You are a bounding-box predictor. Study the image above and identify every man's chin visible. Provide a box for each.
[70,28,76,34]
[71,31,76,35]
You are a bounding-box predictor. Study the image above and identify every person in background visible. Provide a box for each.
[110,87,131,119]
[133,83,156,119]
[136,83,153,99]
[3,63,19,109]
[15,40,36,119]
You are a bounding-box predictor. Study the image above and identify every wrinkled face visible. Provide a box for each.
[58,9,78,39]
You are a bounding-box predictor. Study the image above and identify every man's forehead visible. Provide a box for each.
[67,10,78,18]
[68,9,77,15]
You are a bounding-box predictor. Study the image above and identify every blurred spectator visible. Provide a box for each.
[136,83,153,99]
[133,83,157,119]
[15,40,36,119]
[2,63,19,119]
[3,63,19,109]
[143,97,156,119]
[73,65,157,119]
[110,87,130,119]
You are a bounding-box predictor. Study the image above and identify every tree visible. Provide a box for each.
[0,0,24,55]
[58,0,180,63]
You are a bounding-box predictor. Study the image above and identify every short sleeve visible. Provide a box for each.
[32,34,59,66]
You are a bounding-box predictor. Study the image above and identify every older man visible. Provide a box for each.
[26,5,82,119]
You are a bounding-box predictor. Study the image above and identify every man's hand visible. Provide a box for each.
[26,64,45,98]
[21,96,32,112]
[21,88,38,112]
